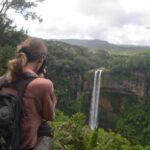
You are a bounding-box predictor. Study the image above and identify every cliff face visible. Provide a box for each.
[83,69,149,118]
[82,69,149,129]
[102,71,149,97]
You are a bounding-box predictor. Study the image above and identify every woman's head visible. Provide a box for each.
[7,37,47,81]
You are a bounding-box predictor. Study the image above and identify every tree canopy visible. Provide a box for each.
[0,0,45,46]
[0,0,44,20]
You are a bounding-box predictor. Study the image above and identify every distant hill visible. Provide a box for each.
[60,39,113,49]
[54,39,150,51]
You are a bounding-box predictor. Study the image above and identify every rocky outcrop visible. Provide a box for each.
[83,69,149,114]
[99,97,113,112]
[102,72,148,98]
[84,69,149,97]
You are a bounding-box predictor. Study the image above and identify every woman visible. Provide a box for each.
[6,38,57,150]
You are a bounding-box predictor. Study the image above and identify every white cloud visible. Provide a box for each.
[106,24,150,45]
[8,0,150,45]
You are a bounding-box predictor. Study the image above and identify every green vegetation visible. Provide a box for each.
[0,0,44,46]
[0,39,150,147]
[117,100,150,146]
[52,110,150,150]
[108,49,150,56]
[45,42,150,147]
[0,2,150,148]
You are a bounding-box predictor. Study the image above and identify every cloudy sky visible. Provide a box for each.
[9,0,150,45]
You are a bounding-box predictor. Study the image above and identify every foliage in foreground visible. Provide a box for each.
[117,101,150,146]
[52,110,150,150]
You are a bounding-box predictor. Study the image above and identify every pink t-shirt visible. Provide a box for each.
[21,74,56,150]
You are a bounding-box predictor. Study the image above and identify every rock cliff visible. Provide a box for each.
[83,69,149,128]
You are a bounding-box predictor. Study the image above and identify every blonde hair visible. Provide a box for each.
[7,37,47,82]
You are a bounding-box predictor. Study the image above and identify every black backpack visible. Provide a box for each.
[0,73,37,150]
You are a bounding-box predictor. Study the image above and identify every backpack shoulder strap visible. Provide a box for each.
[0,72,38,99]
[14,72,38,99]
[0,75,7,89]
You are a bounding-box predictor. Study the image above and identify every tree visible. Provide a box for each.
[0,0,45,46]
[0,45,15,75]
[117,101,150,145]
[0,0,44,21]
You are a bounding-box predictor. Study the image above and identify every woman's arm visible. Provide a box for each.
[42,81,57,121]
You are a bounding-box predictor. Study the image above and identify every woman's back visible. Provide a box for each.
[20,70,56,149]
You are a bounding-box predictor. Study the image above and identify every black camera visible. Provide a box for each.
[37,58,47,76]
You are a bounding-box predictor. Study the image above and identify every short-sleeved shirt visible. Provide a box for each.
[20,71,56,150]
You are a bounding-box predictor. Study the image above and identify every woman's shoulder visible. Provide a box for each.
[28,77,53,91]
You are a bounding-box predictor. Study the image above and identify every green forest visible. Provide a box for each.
[0,0,150,149]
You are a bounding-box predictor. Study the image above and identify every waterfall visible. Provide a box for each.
[89,70,103,130]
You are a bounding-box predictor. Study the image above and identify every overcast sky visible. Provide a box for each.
[9,0,150,45]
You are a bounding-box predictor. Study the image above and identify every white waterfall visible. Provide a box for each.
[89,70,103,130]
